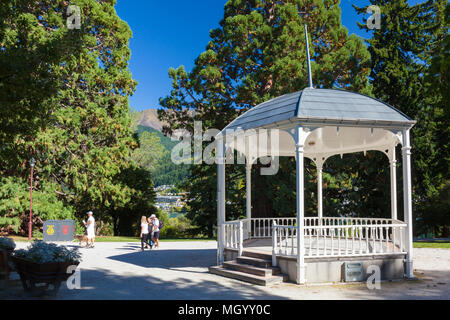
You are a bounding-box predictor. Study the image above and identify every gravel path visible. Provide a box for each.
[1,241,449,300]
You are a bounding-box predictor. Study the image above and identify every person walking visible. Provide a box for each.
[84,211,95,248]
[140,216,150,251]
[147,216,154,249]
[150,214,160,249]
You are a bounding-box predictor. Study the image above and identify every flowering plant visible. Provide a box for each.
[0,237,16,251]
[13,240,81,264]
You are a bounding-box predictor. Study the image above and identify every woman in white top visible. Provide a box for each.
[140,216,150,251]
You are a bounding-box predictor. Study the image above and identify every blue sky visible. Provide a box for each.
[114,1,393,111]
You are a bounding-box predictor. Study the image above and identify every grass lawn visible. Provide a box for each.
[413,241,450,249]
[7,236,448,248]
[92,236,214,242]
[8,235,214,242]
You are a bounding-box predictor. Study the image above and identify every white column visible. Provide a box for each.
[317,162,323,220]
[246,162,252,239]
[238,220,243,257]
[390,149,398,221]
[402,129,414,278]
[295,126,307,284]
[217,137,226,265]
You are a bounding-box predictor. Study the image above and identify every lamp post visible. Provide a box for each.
[28,157,36,241]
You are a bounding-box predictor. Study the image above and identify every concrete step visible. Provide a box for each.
[223,260,281,277]
[209,266,286,286]
[236,256,272,268]
[243,250,272,261]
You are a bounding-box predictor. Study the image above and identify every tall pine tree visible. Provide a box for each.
[159,0,372,235]
[0,0,155,235]
[354,0,449,236]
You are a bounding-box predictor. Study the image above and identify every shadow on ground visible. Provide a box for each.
[0,267,287,300]
[107,247,217,269]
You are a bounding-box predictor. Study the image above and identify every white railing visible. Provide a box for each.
[272,223,297,265]
[224,217,407,261]
[304,217,401,227]
[223,220,243,256]
[303,223,407,257]
[250,217,296,238]
[249,217,395,238]
[271,217,407,261]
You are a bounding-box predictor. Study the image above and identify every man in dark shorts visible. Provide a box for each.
[150,214,160,249]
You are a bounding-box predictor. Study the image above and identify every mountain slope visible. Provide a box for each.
[137,109,165,132]
[135,124,189,187]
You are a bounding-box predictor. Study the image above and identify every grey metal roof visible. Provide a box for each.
[222,88,415,132]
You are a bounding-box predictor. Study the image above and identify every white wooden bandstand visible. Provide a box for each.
[209,26,416,285]
[210,86,416,285]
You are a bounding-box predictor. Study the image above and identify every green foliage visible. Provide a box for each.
[132,130,166,172]
[136,125,178,150]
[354,0,449,236]
[0,1,156,236]
[107,164,157,236]
[0,177,74,234]
[160,212,198,238]
[159,0,372,236]
[134,125,190,187]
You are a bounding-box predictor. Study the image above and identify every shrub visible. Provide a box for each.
[0,237,16,250]
[0,177,75,235]
[13,240,81,264]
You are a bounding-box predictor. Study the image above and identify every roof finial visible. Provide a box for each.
[304,24,313,88]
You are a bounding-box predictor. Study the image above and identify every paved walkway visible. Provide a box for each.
[1,241,449,300]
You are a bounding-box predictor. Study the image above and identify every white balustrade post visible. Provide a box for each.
[246,161,252,239]
[390,149,398,220]
[217,136,226,265]
[317,162,323,221]
[295,126,309,284]
[272,221,277,266]
[402,129,414,278]
[317,162,323,236]
[238,220,243,257]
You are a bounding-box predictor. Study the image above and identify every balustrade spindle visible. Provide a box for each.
[380,227,384,253]
[338,228,341,255]
[372,227,376,254]
[358,226,362,254]
[345,227,348,255]
[291,228,295,255]
[366,227,369,254]
[330,228,334,256]
[352,226,355,255]
[400,228,403,252]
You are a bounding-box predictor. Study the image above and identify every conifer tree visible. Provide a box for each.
[0,0,154,235]
[354,0,449,236]
[159,0,372,234]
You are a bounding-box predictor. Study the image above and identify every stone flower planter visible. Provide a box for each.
[12,256,79,296]
[0,249,12,279]
[11,240,81,296]
[0,237,16,281]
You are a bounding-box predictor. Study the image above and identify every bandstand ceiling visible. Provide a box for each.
[220,87,416,161]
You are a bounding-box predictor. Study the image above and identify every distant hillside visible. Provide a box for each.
[137,109,165,132]
[136,125,178,151]
[135,124,190,187]
[136,108,194,135]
